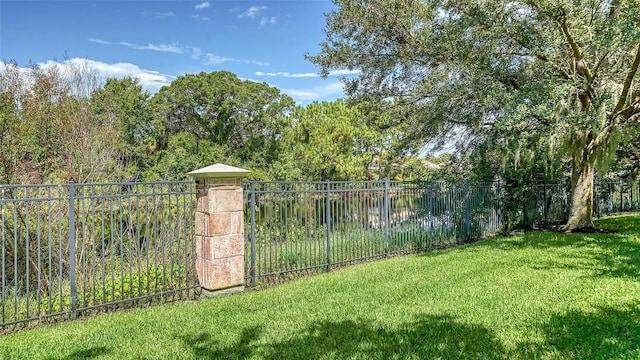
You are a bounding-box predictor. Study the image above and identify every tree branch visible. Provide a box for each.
[613,43,640,115]
[559,18,593,83]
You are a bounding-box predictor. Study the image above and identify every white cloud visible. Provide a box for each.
[195,2,210,10]
[192,14,210,21]
[280,82,345,103]
[142,11,175,18]
[90,37,265,67]
[91,38,183,54]
[119,42,183,54]
[89,38,111,45]
[239,6,267,19]
[201,54,268,66]
[243,59,270,66]
[190,47,202,60]
[260,16,277,27]
[37,58,174,93]
[204,53,234,65]
[255,69,360,78]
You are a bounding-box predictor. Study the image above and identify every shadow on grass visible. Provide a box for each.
[595,214,640,234]
[179,314,508,359]
[424,215,640,281]
[517,303,640,359]
[179,325,263,359]
[43,346,110,360]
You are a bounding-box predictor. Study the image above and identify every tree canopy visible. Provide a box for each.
[308,0,640,230]
[271,100,380,181]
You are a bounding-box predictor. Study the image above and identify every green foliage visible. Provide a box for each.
[142,132,229,181]
[271,100,380,181]
[150,71,296,177]
[309,0,640,228]
[90,77,155,180]
[0,60,120,183]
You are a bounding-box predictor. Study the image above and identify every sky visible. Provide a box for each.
[0,0,353,104]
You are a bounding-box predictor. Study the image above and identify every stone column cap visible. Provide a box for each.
[187,163,251,179]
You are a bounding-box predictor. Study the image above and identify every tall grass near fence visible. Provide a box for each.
[1,182,198,332]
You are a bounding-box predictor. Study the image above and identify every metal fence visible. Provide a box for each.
[513,179,640,230]
[243,178,640,286]
[595,179,640,216]
[2,177,639,330]
[1,181,198,332]
[243,180,502,286]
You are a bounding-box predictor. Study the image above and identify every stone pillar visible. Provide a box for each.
[188,164,250,294]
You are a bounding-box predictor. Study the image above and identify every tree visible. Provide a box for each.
[272,100,380,181]
[612,121,640,180]
[90,77,155,180]
[151,71,295,172]
[308,0,640,231]
[0,59,118,183]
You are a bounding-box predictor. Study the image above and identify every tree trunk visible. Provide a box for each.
[564,154,596,232]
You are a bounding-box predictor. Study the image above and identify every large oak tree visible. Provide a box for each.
[308,0,640,231]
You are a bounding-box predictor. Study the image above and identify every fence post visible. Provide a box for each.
[325,180,331,272]
[465,180,471,240]
[187,164,250,295]
[249,181,256,288]
[384,179,390,256]
[562,180,568,223]
[68,181,77,320]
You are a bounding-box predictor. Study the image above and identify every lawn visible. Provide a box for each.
[1,215,640,359]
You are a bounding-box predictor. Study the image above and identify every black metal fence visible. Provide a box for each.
[511,179,640,230]
[1,181,198,332]
[2,177,639,330]
[243,180,502,286]
[594,179,640,217]
[243,178,640,287]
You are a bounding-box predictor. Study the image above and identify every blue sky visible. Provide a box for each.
[0,0,353,103]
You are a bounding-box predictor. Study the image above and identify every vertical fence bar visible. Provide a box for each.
[562,180,568,223]
[325,180,331,272]
[25,188,30,319]
[594,179,599,218]
[428,181,434,245]
[1,188,5,327]
[497,181,502,231]
[608,182,613,214]
[384,179,390,256]
[12,187,18,322]
[68,182,77,320]
[36,192,42,318]
[465,180,471,240]
[250,182,257,288]
[629,181,634,211]
[543,182,548,228]
[619,178,623,212]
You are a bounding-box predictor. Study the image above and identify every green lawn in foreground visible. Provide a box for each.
[1,215,640,359]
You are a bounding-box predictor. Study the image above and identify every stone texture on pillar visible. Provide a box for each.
[188,164,250,292]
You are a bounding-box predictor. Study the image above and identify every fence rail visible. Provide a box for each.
[1,181,198,332]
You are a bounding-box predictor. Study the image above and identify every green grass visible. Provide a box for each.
[2,215,640,359]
